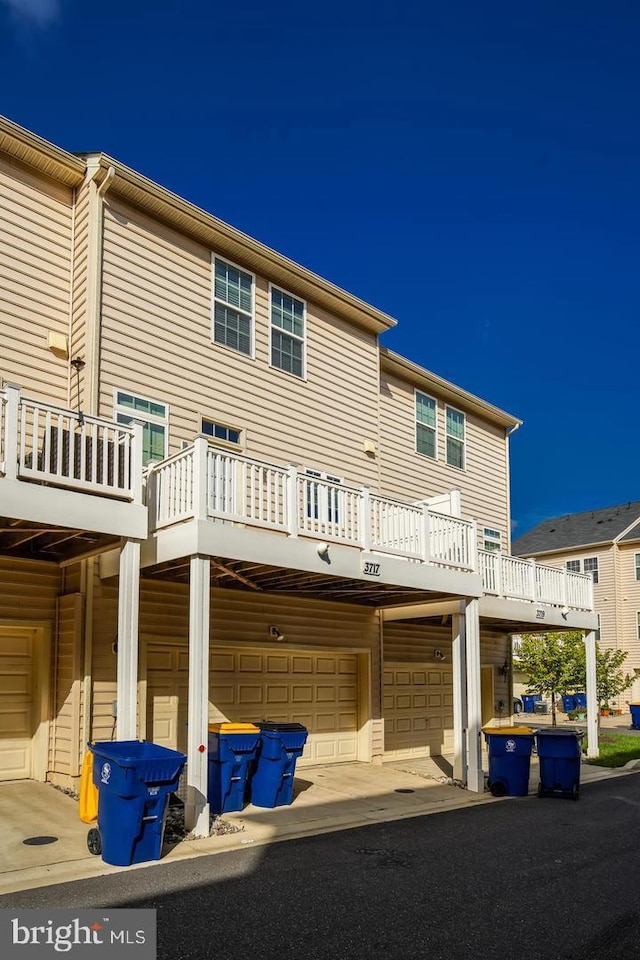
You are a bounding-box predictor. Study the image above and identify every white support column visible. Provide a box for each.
[585,630,599,759]
[3,383,20,480]
[451,609,467,782]
[192,436,209,521]
[286,464,299,538]
[116,539,141,740]
[185,555,211,837]
[465,598,484,793]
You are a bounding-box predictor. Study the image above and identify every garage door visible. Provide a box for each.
[0,627,37,781]
[383,663,453,760]
[146,644,360,766]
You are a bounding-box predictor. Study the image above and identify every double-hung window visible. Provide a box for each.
[415,391,437,459]
[114,391,168,465]
[583,557,599,584]
[212,257,253,356]
[305,469,342,525]
[483,528,502,552]
[635,553,640,581]
[270,286,305,378]
[637,611,640,642]
[445,406,465,469]
[566,560,581,573]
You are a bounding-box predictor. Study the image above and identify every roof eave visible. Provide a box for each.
[0,115,85,188]
[514,540,613,558]
[379,347,522,429]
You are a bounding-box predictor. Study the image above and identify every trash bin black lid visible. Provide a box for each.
[535,728,585,738]
[255,722,308,733]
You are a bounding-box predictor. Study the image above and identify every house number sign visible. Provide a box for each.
[362,560,382,577]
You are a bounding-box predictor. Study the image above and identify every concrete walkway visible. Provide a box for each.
[1,753,638,896]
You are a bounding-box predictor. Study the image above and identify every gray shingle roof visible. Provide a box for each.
[512,501,640,556]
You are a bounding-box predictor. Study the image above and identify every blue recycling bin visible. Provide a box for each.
[483,727,535,797]
[207,723,261,813]
[535,728,584,800]
[630,704,640,730]
[562,695,577,713]
[574,693,587,709]
[90,740,186,866]
[249,722,308,808]
[522,695,541,714]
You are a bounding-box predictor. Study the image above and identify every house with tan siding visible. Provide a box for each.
[0,115,599,834]
[513,501,640,706]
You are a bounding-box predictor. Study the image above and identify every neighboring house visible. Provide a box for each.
[0,116,598,832]
[512,501,640,704]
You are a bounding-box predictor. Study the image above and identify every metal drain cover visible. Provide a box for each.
[23,836,58,846]
[394,788,415,794]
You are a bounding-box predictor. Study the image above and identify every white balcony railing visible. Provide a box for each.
[478,549,593,612]
[146,438,594,612]
[0,384,143,503]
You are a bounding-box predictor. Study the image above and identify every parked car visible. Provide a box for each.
[513,697,523,714]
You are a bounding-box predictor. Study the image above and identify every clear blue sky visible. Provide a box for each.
[2,0,639,535]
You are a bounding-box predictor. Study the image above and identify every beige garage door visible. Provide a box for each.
[0,627,37,781]
[383,663,454,760]
[146,643,360,766]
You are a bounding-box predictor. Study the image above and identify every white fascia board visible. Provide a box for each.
[0,479,147,539]
[478,596,599,632]
[381,600,466,621]
[140,520,200,568]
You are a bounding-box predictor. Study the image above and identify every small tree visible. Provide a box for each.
[517,632,585,726]
[575,645,634,710]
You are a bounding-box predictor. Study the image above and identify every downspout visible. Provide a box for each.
[80,557,95,750]
[66,187,77,408]
[375,334,382,490]
[85,162,115,417]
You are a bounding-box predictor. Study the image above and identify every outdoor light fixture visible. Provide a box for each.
[498,659,509,679]
[317,542,330,560]
[434,649,446,661]
[268,625,285,642]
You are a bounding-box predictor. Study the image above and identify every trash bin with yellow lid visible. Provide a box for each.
[483,726,535,797]
[207,722,261,814]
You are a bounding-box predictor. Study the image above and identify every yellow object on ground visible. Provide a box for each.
[482,726,534,736]
[208,722,260,734]
[79,750,99,824]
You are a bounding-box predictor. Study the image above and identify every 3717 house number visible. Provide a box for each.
[363,561,381,577]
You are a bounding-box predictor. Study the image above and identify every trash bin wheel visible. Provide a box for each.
[572,784,579,801]
[87,827,102,856]
[489,780,507,798]
[537,783,544,798]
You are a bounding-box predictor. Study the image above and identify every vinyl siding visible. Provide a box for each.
[0,557,60,621]
[615,543,640,672]
[378,370,509,536]
[98,199,380,484]
[90,576,381,753]
[0,155,72,404]
[69,182,90,408]
[50,593,83,780]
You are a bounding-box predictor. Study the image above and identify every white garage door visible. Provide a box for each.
[0,627,37,781]
[383,663,454,760]
[146,644,360,766]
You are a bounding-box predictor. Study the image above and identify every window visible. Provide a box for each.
[201,419,241,446]
[635,553,640,581]
[637,611,640,642]
[415,392,437,459]
[483,528,502,552]
[212,257,253,356]
[270,287,305,378]
[305,469,341,524]
[566,560,581,573]
[445,406,465,469]
[115,391,168,465]
[583,557,599,584]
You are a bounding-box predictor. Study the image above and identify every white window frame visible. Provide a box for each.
[200,417,244,451]
[269,283,307,380]
[304,468,342,524]
[445,404,466,470]
[114,388,169,464]
[583,557,599,584]
[566,560,581,573]
[483,527,502,552]
[635,552,640,581]
[414,390,438,460]
[637,610,640,642]
[211,254,255,359]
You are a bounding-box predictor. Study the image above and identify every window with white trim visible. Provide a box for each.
[635,553,640,581]
[201,419,241,446]
[445,406,465,469]
[305,469,342,524]
[566,560,581,573]
[637,610,640,642]
[115,391,168,465]
[483,527,502,552]
[583,557,599,584]
[271,287,305,378]
[415,391,437,459]
[212,257,253,355]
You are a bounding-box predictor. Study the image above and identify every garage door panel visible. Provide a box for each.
[147,644,360,766]
[384,662,453,761]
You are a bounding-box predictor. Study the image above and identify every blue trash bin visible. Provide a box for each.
[249,722,308,808]
[562,695,577,713]
[522,695,541,714]
[483,727,535,797]
[207,723,261,814]
[574,693,587,709]
[535,728,584,800]
[90,740,186,867]
[630,704,640,730]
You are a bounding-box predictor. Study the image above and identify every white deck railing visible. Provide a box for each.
[478,549,593,611]
[146,438,594,612]
[0,384,143,502]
